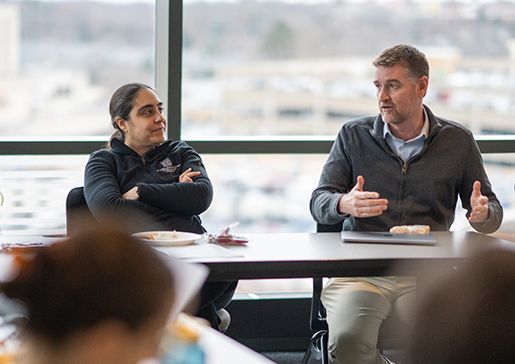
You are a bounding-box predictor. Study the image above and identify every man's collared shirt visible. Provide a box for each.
[383,110,429,162]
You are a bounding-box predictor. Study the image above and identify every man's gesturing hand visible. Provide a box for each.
[469,180,490,223]
[337,175,388,217]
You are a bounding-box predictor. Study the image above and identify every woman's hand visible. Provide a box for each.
[123,186,139,200]
[179,168,201,183]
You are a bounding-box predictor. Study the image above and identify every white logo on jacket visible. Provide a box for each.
[157,158,180,173]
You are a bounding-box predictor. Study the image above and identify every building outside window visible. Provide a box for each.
[0,0,155,138]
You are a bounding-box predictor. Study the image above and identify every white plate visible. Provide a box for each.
[133,231,201,246]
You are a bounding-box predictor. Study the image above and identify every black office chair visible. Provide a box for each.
[65,186,97,236]
[302,276,329,364]
[302,222,406,364]
[302,222,341,364]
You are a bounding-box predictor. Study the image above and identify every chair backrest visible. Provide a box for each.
[316,222,343,233]
[65,187,96,236]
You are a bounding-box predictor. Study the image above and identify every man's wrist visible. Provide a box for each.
[482,206,491,223]
[335,195,349,216]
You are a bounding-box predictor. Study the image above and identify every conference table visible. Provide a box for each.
[159,231,515,281]
[2,231,514,282]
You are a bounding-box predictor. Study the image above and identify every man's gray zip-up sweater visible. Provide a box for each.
[310,105,502,233]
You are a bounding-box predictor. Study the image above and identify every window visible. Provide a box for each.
[182,0,515,138]
[0,155,87,235]
[0,0,155,138]
[201,154,323,233]
[0,0,513,236]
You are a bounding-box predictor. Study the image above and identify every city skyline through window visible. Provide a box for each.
[182,0,515,138]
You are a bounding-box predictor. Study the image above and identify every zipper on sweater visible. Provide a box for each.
[398,160,408,223]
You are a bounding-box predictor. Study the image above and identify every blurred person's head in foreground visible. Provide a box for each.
[1,228,174,364]
[405,249,515,364]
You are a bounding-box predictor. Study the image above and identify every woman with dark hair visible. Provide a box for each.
[84,83,236,330]
[1,229,174,364]
[86,82,211,234]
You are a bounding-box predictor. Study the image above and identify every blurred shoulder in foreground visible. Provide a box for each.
[406,248,515,364]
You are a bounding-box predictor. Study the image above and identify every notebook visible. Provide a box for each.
[341,231,437,246]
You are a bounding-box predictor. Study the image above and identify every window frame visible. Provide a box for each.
[0,0,514,156]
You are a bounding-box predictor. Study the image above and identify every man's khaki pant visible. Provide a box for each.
[322,277,416,364]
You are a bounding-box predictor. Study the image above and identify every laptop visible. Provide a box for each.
[341,231,437,246]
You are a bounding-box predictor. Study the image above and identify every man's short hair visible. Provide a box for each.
[373,44,429,79]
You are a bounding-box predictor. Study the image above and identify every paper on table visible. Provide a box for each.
[156,243,243,259]
[158,254,209,320]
